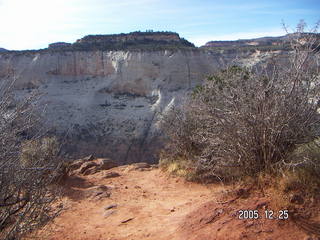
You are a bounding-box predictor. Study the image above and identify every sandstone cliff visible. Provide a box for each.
[0,33,283,163]
[0,49,220,163]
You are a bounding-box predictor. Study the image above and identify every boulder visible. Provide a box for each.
[125,162,151,172]
[68,155,95,172]
[78,161,99,175]
[103,172,121,178]
[83,167,99,175]
[68,157,117,176]
[96,158,118,170]
[68,159,86,172]
[84,185,111,199]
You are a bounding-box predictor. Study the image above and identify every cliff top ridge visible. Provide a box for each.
[77,31,181,43]
[48,31,195,51]
[202,32,320,52]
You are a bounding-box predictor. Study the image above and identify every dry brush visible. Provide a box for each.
[161,23,320,182]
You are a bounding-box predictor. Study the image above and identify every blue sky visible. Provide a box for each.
[0,0,319,50]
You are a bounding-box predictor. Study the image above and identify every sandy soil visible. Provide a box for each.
[38,165,316,240]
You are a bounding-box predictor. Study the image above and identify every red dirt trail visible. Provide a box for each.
[37,165,315,240]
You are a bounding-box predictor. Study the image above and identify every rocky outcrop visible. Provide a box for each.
[68,156,118,176]
[0,33,285,164]
[48,42,72,49]
[203,36,284,48]
[202,33,320,53]
[76,31,182,44]
[46,32,194,52]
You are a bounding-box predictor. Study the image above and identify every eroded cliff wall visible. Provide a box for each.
[0,49,277,163]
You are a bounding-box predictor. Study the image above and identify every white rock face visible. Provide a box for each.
[0,49,275,163]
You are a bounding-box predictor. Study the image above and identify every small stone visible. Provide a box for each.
[140,168,152,171]
[83,167,99,175]
[69,157,118,176]
[245,222,254,228]
[135,162,150,168]
[97,158,118,170]
[103,172,120,179]
[290,193,304,205]
[121,218,134,223]
[126,162,151,172]
[103,210,116,218]
[104,204,117,210]
[303,237,313,240]
[68,159,86,172]
[79,161,99,175]
[84,185,111,199]
[83,154,94,161]
[255,201,268,209]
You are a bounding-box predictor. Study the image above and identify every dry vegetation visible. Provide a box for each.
[1,21,320,239]
[0,81,63,239]
[161,22,320,208]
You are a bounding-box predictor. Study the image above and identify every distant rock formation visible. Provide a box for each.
[202,33,320,52]
[0,48,8,52]
[203,36,284,48]
[201,36,288,54]
[46,31,195,52]
[48,42,72,49]
[77,31,182,44]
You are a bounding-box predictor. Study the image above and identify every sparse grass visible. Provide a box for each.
[280,168,320,195]
[20,137,59,168]
[159,154,196,180]
[250,163,320,211]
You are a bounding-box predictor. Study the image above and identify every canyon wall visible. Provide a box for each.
[0,48,277,163]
